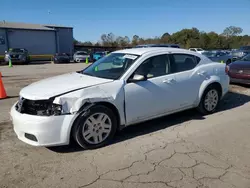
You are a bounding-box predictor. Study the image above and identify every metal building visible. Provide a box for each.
[0,21,74,57]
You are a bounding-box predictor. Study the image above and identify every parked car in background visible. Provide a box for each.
[53,53,71,63]
[228,53,250,85]
[202,50,232,65]
[93,51,106,61]
[4,48,30,64]
[231,46,250,61]
[135,44,180,48]
[73,51,90,62]
[11,47,229,149]
[189,48,205,54]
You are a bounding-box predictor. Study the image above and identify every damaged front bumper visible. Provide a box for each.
[10,103,75,146]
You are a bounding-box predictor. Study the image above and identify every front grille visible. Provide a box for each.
[10,54,20,58]
[16,97,52,115]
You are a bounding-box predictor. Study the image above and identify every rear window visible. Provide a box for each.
[77,52,87,55]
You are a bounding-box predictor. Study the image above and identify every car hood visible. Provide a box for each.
[20,72,113,100]
[229,61,250,69]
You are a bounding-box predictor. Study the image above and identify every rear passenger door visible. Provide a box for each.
[169,53,205,108]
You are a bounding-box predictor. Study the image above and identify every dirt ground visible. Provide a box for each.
[1,63,250,188]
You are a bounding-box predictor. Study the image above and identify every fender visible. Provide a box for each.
[196,75,222,106]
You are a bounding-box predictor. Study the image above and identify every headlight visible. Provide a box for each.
[50,104,63,115]
[16,98,65,116]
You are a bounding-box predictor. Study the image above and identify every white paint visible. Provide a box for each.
[19,72,113,100]
[123,54,138,60]
[11,47,230,147]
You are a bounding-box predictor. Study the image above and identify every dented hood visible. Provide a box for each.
[20,72,113,100]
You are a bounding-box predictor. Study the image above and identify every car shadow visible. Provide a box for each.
[47,91,250,153]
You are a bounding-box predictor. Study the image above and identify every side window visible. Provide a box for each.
[134,54,170,79]
[171,54,198,73]
[190,49,196,52]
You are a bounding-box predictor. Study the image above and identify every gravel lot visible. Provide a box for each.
[1,63,250,188]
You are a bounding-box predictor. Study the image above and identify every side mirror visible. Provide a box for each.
[128,74,147,82]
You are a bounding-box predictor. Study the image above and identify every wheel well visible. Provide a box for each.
[206,82,222,98]
[69,101,121,144]
[95,102,121,126]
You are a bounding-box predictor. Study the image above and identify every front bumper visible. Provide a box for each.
[5,58,26,63]
[10,104,75,147]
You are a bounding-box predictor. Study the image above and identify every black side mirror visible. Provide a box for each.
[128,74,147,83]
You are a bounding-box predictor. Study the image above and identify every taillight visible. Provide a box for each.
[225,65,229,75]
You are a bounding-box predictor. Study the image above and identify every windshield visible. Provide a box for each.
[197,48,203,51]
[81,53,140,79]
[10,48,24,53]
[241,54,250,61]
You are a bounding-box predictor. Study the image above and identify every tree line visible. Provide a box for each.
[74,26,250,50]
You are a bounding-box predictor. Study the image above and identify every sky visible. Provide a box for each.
[1,0,250,42]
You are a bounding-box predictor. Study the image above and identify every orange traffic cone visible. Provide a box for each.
[0,73,7,99]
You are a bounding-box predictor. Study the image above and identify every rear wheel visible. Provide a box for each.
[72,105,117,149]
[197,85,221,115]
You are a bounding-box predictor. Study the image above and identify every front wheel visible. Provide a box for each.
[72,105,117,149]
[197,85,221,115]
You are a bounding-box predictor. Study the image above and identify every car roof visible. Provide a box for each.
[115,47,194,56]
[136,44,179,47]
[114,47,212,64]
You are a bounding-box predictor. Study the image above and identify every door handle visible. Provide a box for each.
[163,78,175,84]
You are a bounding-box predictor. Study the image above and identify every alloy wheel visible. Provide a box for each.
[82,113,112,144]
[204,89,219,112]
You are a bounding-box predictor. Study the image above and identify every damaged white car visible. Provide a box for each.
[11,47,230,149]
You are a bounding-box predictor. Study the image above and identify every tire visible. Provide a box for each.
[197,85,221,115]
[23,57,30,65]
[72,105,117,149]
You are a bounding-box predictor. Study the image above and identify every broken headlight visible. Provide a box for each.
[18,98,65,116]
[48,104,63,116]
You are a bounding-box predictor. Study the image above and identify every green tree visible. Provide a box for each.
[131,35,140,46]
[222,26,243,38]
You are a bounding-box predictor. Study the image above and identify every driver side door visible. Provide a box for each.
[124,54,179,125]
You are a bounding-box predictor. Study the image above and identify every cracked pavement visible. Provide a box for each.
[1,64,250,188]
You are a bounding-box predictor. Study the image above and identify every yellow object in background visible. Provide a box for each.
[9,58,13,67]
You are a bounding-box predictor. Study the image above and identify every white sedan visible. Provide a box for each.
[11,47,230,149]
[189,48,205,54]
